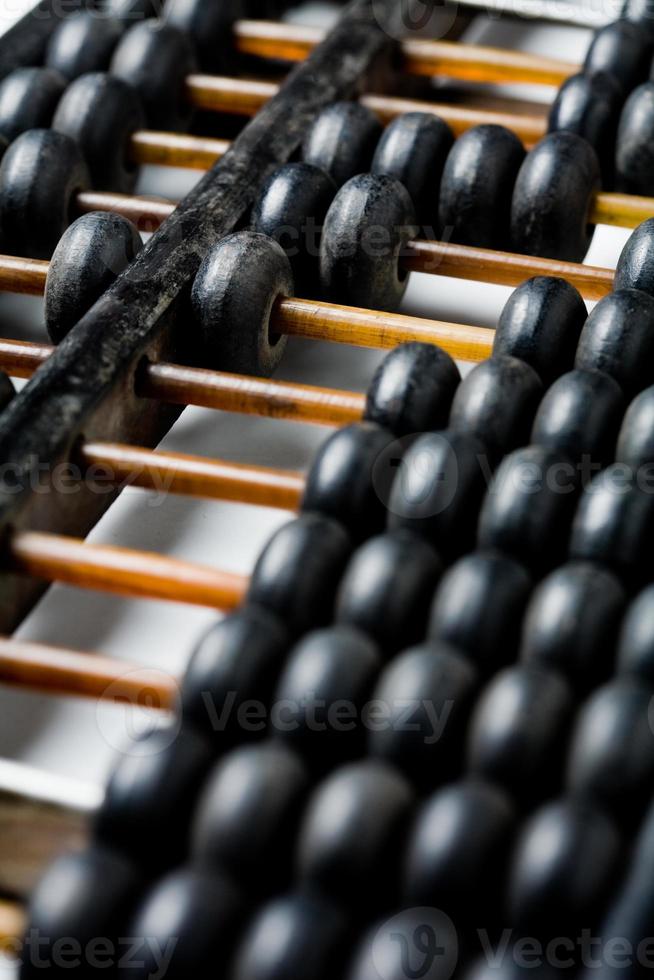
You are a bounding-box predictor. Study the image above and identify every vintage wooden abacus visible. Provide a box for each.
[0,0,654,977]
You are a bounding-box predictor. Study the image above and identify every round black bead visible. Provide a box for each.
[191,231,292,375]
[110,20,196,131]
[367,642,478,790]
[403,779,516,921]
[531,368,624,468]
[575,288,654,397]
[301,421,398,542]
[371,111,453,228]
[124,868,243,980]
[622,0,654,35]
[296,759,414,908]
[103,0,158,18]
[439,124,525,249]
[616,82,654,194]
[493,275,587,386]
[617,384,654,468]
[566,675,654,823]
[387,430,488,559]
[614,217,654,296]
[0,129,90,259]
[449,355,543,466]
[320,173,417,310]
[247,514,352,637]
[347,908,459,980]
[181,606,289,745]
[583,18,653,92]
[192,741,309,892]
[45,212,143,343]
[616,585,654,681]
[547,72,623,184]
[364,341,461,437]
[302,102,382,187]
[428,551,532,675]
[467,665,574,805]
[163,0,241,70]
[271,626,380,770]
[0,67,66,142]
[520,560,626,693]
[507,798,621,938]
[335,530,442,656]
[251,162,336,291]
[45,11,124,80]
[52,72,145,193]
[511,132,600,262]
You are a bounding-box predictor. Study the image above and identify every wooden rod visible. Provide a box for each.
[592,191,654,230]
[7,532,248,610]
[75,191,176,228]
[78,441,305,511]
[0,902,24,954]
[129,131,230,170]
[0,637,177,709]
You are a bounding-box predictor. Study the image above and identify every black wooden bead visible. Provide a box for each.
[45,212,143,343]
[439,124,525,249]
[271,626,380,769]
[21,846,141,979]
[181,606,289,745]
[622,0,654,34]
[296,759,414,908]
[251,162,336,291]
[465,960,563,980]
[247,514,352,637]
[0,67,66,142]
[567,675,654,823]
[230,894,347,980]
[0,129,90,259]
[103,0,158,19]
[584,18,652,92]
[46,11,124,80]
[335,530,442,656]
[520,561,626,693]
[614,217,654,296]
[192,741,309,892]
[493,275,587,386]
[403,780,516,920]
[617,585,654,681]
[302,102,382,187]
[511,132,600,262]
[192,231,293,375]
[616,82,654,194]
[467,665,574,805]
[163,0,242,70]
[387,430,488,559]
[348,908,459,980]
[575,288,654,397]
[52,72,145,193]
[93,726,213,872]
[617,384,654,468]
[364,342,461,437]
[532,369,624,468]
[0,371,14,413]
[110,20,196,131]
[507,798,621,938]
[301,421,397,541]
[547,72,623,184]
[449,355,543,465]
[371,112,453,228]
[320,173,416,311]
[428,551,532,675]
[124,868,243,980]
[367,642,478,790]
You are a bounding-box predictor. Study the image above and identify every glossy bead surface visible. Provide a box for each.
[547,72,622,184]
[616,585,654,681]
[164,0,241,69]
[367,642,478,789]
[192,741,309,891]
[0,67,66,142]
[371,111,453,228]
[364,341,461,437]
[439,124,525,249]
[192,231,292,375]
[428,552,532,675]
[302,102,382,187]
[296,759,414,908]
[511,132,599,262]
[614,217,654,296]
[616,384,654,467]
[520,561,626,692]
[449,355,543,465]
[46,11,123,80]
[583,18,652,92]
[182,606,289,744]
[335,530,442,655]
[616,82,654,194]
[575,288,654,397]
[45,212,143,343]
[247,514,352,637]
[493,275,587,386]
[348,908,459,980]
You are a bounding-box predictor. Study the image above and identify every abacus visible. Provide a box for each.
[1,0,654,978]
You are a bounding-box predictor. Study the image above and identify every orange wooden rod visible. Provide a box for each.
[0,901,23,953]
